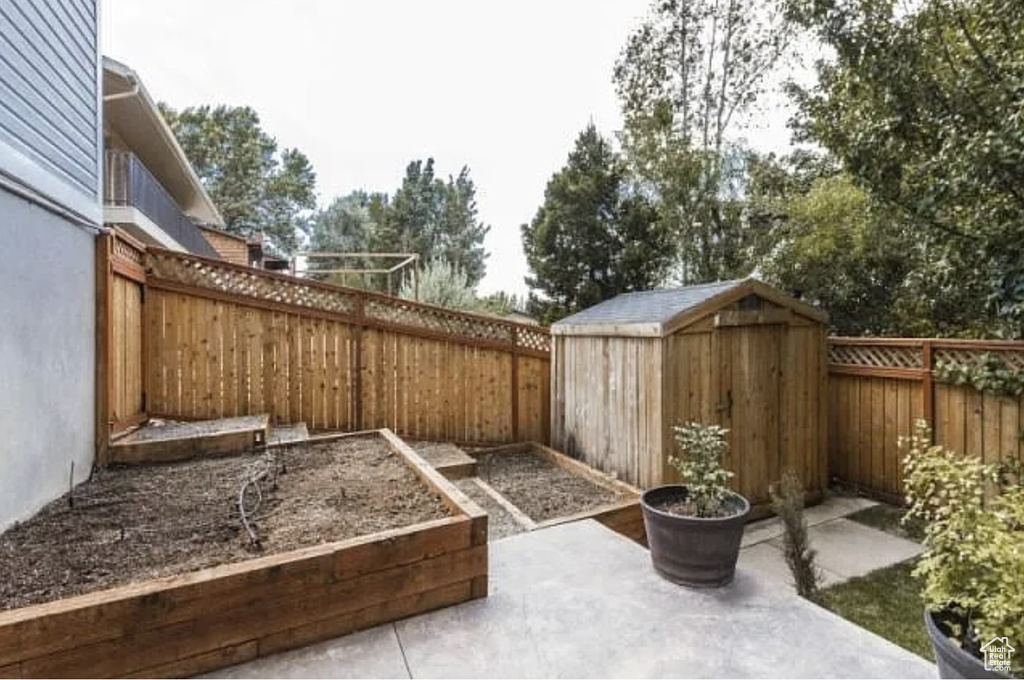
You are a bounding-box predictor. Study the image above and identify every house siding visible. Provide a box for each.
[0,0,100,200]
[200,227,250,266]
[0,190,95,532]
[0,0,98,531]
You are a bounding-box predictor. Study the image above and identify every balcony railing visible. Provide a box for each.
[103,150,219,258]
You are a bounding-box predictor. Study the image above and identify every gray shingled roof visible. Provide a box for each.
[553,279,747,329]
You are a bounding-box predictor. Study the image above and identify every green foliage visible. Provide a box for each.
[304,191,385,290]
[614,0,795,283]
[477,291,527,317]
[934,353,1024,398]
[761,173,921,335]
[902,420,1024,669]
[770,469,821,601]
[819,560,935,662]
[521,124,673,323]
[399,259,478,313]
[669,423,735,518]
[306,160,490,290]
[159,104,316,254]
[373,160,490,286]
[787,0,1024,337]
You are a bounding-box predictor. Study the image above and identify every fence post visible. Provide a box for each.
[511,326,520,442]
[95,233,113,465]
[922,340,935,440]
[353,293,365,430]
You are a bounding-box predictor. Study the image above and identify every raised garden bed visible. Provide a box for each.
[0,429,486,678]
[109,414,270,464]
[463,442,646,545]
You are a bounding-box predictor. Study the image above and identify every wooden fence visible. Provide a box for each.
[97,242,551,459]
[828,338,1024,501]
[96,233,148,462]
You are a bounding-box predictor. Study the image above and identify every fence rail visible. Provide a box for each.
[828,337,1024,501]
[136,248,550,446]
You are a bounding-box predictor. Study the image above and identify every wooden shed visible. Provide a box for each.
[551,279,829,513]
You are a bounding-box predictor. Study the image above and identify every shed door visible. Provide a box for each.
[714,323,783,506]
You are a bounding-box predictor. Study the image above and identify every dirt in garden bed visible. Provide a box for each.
[0,436,449,611]
[454,478,526,541]
[475,450,623,523]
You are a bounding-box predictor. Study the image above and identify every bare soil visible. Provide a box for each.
[454,478,526,540]
[0,437,449,611]
[475,451,623,523]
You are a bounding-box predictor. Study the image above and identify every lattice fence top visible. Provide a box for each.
[934,346,1024,371]
[829,339,1024,371]
[828,343,924,369]
[147,249,551,355]
[365,297,514,344]
[149,250,360,316]
[112,234,145,267]
[518,326,550,353]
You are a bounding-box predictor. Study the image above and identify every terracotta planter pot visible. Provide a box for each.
[925,611,1012,679]
[640,485,749,588]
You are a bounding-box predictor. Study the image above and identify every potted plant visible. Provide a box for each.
[640,422,750,587]
[902,420,1023,679]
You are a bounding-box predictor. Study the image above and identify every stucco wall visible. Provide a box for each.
[0,190,95,531]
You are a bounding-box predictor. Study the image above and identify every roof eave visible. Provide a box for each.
[102,57,226,228]
[549,322,664,338]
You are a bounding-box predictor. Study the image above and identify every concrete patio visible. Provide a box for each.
[208,516,934,679]
[738,495,924,590]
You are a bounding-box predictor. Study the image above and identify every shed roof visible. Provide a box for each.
[551,278,827,337]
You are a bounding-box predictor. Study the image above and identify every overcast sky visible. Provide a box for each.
[102,1,797,296]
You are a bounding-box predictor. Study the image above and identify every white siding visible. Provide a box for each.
[0,0,100,200]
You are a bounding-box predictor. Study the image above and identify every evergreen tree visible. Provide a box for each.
[521,124,673,322]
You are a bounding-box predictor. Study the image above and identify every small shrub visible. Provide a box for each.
[770,469,821,601]
[669,423,735,518]
[902,420,1024,671]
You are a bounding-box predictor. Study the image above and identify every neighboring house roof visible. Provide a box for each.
[102,57,224,228]
[551,278,828,337]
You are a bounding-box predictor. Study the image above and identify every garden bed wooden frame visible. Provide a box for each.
[469,442,647,545]
[0,429,487,679]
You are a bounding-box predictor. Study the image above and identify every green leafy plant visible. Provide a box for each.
[902,420,1024,672]
[669,423,735,518]
[933,353,1024,398]
[771,469,821,602]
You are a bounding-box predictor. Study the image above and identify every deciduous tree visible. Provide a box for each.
[614,0,794,283]
[160,104,316,254]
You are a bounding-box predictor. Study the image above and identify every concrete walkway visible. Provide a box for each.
[208,519,934,679]
[738,495,924,590]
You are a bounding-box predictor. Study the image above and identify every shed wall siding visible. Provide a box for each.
[553,335,663,487]
[0,0,100,200]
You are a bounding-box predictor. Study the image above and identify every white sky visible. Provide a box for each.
[102,0,797,296]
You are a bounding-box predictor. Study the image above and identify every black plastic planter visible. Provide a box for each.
[925,611,1011,679]
[640,485,750,587]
